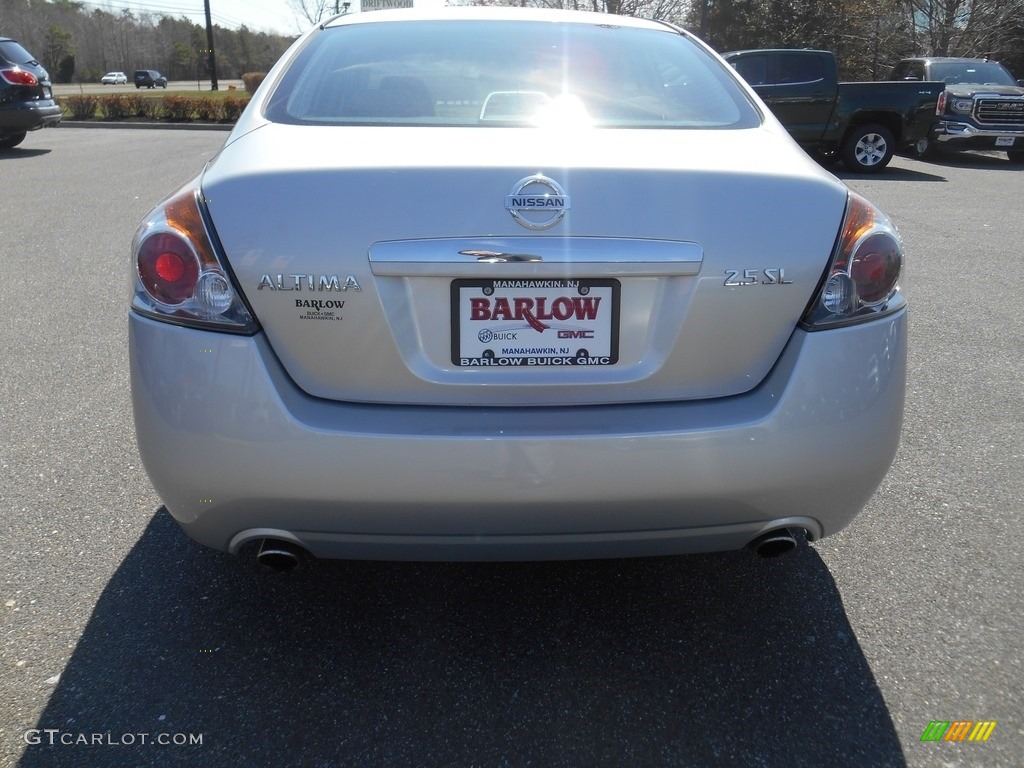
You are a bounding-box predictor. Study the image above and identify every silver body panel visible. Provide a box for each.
[130,310,906,560]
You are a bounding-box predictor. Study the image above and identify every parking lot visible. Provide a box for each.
[1,127,1021,767]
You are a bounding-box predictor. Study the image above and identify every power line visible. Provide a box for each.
[77,0,280,32]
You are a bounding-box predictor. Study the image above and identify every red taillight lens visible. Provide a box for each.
[156,252,186,282]
[0,68,38,86]
[935,90,947,116]
[137,232,200,306]
[851,233,901,305]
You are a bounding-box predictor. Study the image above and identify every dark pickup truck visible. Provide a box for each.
[890,57,1024,163]
[723,49,943,172]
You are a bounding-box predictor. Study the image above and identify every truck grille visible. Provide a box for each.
[974,98,1024,126]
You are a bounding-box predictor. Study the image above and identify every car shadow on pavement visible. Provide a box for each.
[0,148,53,159]
[908,151,1023,172]
[835,165,947,183]
[18,508,905,768]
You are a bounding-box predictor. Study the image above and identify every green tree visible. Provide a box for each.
[44,24,75,81]
[58,54,75,82]
[172,40,197,80]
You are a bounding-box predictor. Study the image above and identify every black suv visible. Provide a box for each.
[0,37,62,150]
[134,70,168,89]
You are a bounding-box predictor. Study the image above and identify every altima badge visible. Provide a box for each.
[505,175,570,231]
[257,274,362,292]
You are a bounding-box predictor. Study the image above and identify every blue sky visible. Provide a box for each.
[84,0,447,37]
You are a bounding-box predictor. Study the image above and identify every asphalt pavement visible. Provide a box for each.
[0,127,1021,767]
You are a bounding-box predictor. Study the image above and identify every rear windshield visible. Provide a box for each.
[265,20,759,129]
[0,40,34,66]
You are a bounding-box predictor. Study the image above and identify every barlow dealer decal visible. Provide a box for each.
[451,279,619,367]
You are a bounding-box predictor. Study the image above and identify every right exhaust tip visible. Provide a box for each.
[256,538,307,571]
[747,528,801,559]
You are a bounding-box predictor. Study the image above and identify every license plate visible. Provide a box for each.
[452,278,619,367]
[995,136,1015,147]
[43,86,51,99]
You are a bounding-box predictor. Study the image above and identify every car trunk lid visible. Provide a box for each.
[202,123,848,406]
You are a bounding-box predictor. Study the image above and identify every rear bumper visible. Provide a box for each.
[0,100,62,134]
[130,310,907,560]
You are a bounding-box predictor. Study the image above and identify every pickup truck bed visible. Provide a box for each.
[724,49,943,172]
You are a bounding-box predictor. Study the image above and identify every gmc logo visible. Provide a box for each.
[557,330,595,339]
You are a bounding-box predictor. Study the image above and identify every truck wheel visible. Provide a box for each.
[0,132,27,150]
[841,123,894,173]
[1009,150,1024,164]
[913,137,936,160]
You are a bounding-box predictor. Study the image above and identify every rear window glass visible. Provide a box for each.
[265,20,759,129]
[778,54,825,84]
[732,55,768,86]
[0,40,34,65]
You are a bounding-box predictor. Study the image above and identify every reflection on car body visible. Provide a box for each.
[129,8,907,569]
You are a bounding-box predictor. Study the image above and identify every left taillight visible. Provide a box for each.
[131,183,258,333]
[0,67,38,86]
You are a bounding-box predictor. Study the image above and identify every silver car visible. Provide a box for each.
[129,8,906,569]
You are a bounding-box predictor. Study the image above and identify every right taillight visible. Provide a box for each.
[935,90,947,116]
[800,191,905,330]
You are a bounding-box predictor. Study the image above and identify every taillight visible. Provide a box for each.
[0,67,38,86]
[131,182,257,333]
[137,233,200,305]
[850,233,901,305]
[800,192,905,330]
[935,90,947,116]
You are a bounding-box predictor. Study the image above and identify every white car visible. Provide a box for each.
[129,8,907,569]
[101,71,127,85]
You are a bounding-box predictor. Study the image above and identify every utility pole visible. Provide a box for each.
[203,0,219,91]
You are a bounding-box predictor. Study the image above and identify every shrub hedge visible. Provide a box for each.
[63,94,101,120]
[241,72,267,94]
[58,93,250,123]
[161,95,197,121]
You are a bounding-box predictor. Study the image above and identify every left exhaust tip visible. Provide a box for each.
[747,528,801,559]
[256,538,307,571]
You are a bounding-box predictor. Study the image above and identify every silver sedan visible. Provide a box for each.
[129,8,906,568]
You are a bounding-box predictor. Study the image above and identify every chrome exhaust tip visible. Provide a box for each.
[747,528,800,559]
[256,538,306,571]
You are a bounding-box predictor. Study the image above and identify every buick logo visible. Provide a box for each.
[504,175,570,230]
